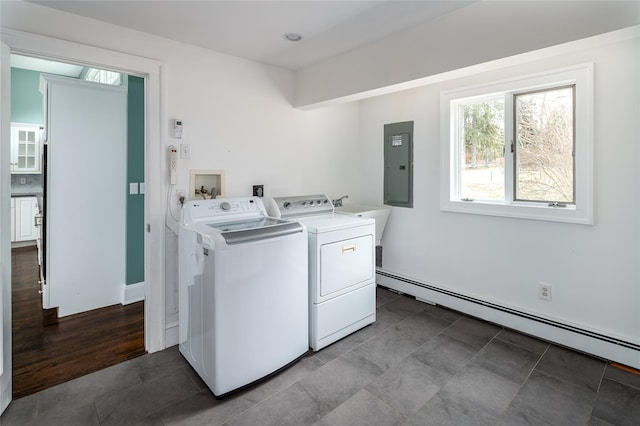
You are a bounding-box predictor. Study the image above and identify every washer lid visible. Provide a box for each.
[295,213,374,233]
[195,217,304,244]
[207,217,287,232]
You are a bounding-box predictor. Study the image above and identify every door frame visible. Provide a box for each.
[0,28,166,410]
[1,40,12,414]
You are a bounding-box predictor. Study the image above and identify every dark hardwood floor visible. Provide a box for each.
[11,246,146,399]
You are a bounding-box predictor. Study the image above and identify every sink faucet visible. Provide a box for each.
[332,195,349,207]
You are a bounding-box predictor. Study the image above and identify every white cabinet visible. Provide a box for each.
[10,123,42,174]
[10,198,15,242]
[12,197,39,242]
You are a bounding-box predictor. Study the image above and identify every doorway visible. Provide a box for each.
[9,55,146,397]
[1,28,165,411]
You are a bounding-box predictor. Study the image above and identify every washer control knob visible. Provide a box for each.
[302,201,307,206]
[309,200,315,206]
[283,201,292,209]
[323,199,329,204]
[220,201,231,211]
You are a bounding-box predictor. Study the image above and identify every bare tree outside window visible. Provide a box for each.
[515,86,575,203]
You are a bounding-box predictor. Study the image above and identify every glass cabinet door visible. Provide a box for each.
[11,123,42,173]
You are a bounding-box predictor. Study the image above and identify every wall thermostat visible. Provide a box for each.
[174,119,183,139]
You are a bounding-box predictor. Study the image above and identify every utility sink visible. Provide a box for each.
[335,204,391,245]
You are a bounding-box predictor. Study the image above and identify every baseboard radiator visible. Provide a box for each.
[376,269,640,369]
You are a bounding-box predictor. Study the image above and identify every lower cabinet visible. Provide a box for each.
[11,196,39,242]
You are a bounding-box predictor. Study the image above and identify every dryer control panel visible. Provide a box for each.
[271,194,333,219]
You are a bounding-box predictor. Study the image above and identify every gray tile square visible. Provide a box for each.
[317,389,406,426]
[131,345,189,382]
[351,327,428,371]
[437,363,520,417]
[239,352,324,405]
[495,328,549,355]
[377,295,428,319]
[421,303,464,323]
[407,394,500,426]
[156,389,252,426]
[392,309,452,341]
[366,355,451,414]
[443,316,501,349]
[36,359,142,417]
[503,370,596,424]
[0,394,37,426]
[588,416,615,425]
[592,378,640,425]
[42,403,100,426]
[95,365,201,425]
[376,286,399,306]
[412,333,480,375]
[297,351,385,413]
[471,338,541,385]
[603,363,640,390]
[535,345,606,392]
[225,382,326,426]
[126,415,165,425]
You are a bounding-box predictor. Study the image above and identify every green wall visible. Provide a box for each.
[126,76,145,285]
[11,67,145,287]
[11,68,43,124]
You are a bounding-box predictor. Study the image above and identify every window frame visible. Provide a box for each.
[440,63,594,225]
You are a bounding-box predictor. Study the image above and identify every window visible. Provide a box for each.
[83,67,122,85]
[441,64,593,224]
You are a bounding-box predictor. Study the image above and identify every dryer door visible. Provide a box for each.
[319,234,374,298]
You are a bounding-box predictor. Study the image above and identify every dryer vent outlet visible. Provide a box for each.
[253,185,264,197]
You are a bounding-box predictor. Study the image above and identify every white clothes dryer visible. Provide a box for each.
[271,194,376,351]
[179,197,308,397]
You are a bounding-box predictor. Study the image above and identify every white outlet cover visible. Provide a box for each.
[538,283,552,301]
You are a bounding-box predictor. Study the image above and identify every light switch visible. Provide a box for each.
[139,182,145,194]
[129,182,139,195]
[180,144,190,159]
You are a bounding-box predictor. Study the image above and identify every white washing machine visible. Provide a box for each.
[271,194,375,351]
[179,197,309,397]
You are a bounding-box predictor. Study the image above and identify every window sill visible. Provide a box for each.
[440,199,593,225]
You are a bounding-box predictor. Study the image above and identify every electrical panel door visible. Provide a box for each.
[384,121,413,208]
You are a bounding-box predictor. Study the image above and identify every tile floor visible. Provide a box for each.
[2,286,639,425]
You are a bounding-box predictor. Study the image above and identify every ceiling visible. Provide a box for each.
[29,0,475,70]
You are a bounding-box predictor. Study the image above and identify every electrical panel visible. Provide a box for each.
[384,121,413,208]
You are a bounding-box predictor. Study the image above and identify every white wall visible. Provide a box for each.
[357,35,640,346]
[1,1,360,331]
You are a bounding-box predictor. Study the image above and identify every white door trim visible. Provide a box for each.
[0,29,166,355]
[1,40,12,415]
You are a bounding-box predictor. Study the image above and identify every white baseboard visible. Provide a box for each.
[165,321,179,347]
[377,269,640,369]
[0,377,10,416]
[11,240,36,248]
[122,281,145,305]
